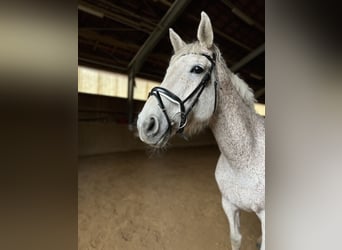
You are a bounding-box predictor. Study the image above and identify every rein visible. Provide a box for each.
[148,52,217,135]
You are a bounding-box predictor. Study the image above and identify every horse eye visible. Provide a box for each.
[190,65,204,74]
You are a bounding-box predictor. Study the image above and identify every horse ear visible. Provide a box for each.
[169,28,185,53]
[197,11,214,48]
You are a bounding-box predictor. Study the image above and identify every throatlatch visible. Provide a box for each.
[148,52,217,135]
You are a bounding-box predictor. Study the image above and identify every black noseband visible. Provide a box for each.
[148,53,217,135]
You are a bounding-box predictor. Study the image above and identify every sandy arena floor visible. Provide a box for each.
[78,146,261,250]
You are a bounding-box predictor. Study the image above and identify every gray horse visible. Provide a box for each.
[137,12,265,250]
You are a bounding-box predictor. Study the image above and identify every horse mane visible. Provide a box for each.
[171,42,256,109]
[229,73,256,108]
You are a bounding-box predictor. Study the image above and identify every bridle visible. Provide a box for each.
[148,52,217,135]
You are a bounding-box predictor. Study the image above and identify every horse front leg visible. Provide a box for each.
[222,197,241,250]
[257,209,265,250]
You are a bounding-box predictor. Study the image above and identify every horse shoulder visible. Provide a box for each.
[215,153,264,212]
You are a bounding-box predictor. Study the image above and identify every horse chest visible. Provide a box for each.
[215,154,264,212]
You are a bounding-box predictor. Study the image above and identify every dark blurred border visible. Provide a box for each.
[266,0,342,249]
[1,0,342,249]
[0,1,77,250]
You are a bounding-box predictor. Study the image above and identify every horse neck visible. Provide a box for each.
[209,75,260,169]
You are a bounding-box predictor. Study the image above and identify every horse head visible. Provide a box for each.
[137,12,218,147]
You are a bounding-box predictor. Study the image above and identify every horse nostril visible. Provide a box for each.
[144,116,159,136]
[147,117,155,132]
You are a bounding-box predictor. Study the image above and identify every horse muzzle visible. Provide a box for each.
[137,108,171,148]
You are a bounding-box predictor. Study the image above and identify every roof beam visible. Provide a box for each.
[231,43,265,72]
[97,0,159,27]
[221,0,264,32]
[187,15,253,51]
[79,1,154,33]
[79,30,141,51]
[79,56,127,72]
[255,87,265,99]
[128,0,192,73]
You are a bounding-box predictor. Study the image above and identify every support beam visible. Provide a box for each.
[128,0,192,73]
[127,0,191,126]
[230,43,265,72]
[79,56,127,72]
[79,1,153,34]
[78,4,104,18]
[221,0,264,32]
[187,15,253,51]
[255,87,265,99]
[79,30,141,51]
[127,70,136,129]
[79,53,163,81]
